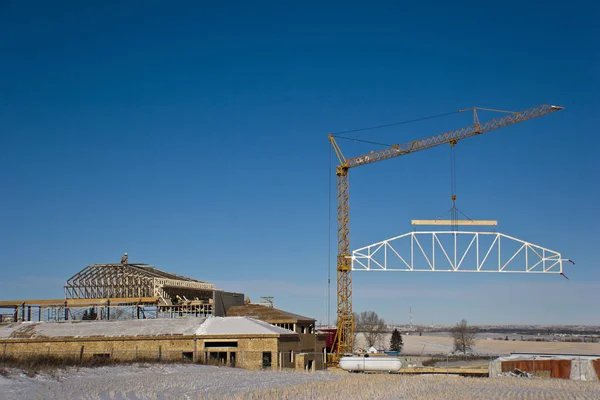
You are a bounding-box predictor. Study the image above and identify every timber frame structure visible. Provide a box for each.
[1,260,244,323]
[65,263,215,306]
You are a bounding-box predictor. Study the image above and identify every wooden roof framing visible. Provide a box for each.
[64,264,215,304]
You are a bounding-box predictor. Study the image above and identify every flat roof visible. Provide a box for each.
[227,304,315,323]
[0,317,296,340]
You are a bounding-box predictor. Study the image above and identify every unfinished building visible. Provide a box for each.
[65,263,215,302]
[63,261,245,317]
[0,259,244,322]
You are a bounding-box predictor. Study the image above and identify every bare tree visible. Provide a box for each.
[355,311,386,348]
[110,307,128,320]
[450,319,477,356]
[351,313,359,350]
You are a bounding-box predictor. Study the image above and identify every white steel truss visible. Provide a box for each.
[352,231,572,274]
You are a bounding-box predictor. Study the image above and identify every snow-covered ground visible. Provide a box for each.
[1,364,599,399]
[0,364,341,399]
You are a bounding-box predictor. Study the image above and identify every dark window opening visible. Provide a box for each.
[210,351,227,364]
[205,341,238,348]
[182,352,193,361]
[262,352,272,368]
[275,323,294,331]
[93,353,110,359]
[230,352,236,367]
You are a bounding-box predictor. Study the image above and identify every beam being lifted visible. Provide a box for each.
[352,231,573,274]
[412,220,498,226]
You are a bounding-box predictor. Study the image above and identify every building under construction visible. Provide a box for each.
[0,256,244,322]
[0,255,328,371]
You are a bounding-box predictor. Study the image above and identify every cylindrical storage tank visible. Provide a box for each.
[339,356,402,372]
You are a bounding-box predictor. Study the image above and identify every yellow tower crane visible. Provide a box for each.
[328,104,563,362]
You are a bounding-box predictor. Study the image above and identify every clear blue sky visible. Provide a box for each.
[1,1,598,326]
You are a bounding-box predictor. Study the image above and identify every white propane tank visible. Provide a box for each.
[339,355,402,372]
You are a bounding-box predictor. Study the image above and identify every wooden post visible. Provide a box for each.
[107,301,110,320]
[27,306,31,322]
[193,338,197,363]
[158,345,162,361]
[79,346,84,362]
[38,306,41,322]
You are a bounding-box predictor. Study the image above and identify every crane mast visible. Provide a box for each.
[329,104,563,361]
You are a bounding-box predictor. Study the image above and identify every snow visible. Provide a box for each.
[0,326,14,339]
[0,318,206,339]
[0,364,341,399]
[0,317,295,339]
[195,317,295,335]
[1,365,599,399]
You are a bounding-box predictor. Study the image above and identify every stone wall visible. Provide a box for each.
[0,334,327,371]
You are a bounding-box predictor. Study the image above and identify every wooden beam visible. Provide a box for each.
[0,297,160,308]
[0,299,66,307]
[411,220,498,226]
[67,297,159,306]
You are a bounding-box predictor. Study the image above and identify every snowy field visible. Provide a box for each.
[0,364,341,400]
[356,333,600,356]
[1,364,600,400]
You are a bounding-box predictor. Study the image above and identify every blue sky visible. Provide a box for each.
[1,1,598,326]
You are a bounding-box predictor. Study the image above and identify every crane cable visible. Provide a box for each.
[331,109,462,137]
[327,143,332,327]
[450,141,457,231]
[447,142,473,231]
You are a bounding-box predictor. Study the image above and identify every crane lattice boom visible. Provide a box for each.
[344,104,563,169]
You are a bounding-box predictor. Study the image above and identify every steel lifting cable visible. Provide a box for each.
[448,142,473,231]
[450,141,457,231]
[330,109,463,144]
[327,143,332,327]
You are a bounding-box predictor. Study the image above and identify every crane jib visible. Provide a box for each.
[345,105,562,169]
